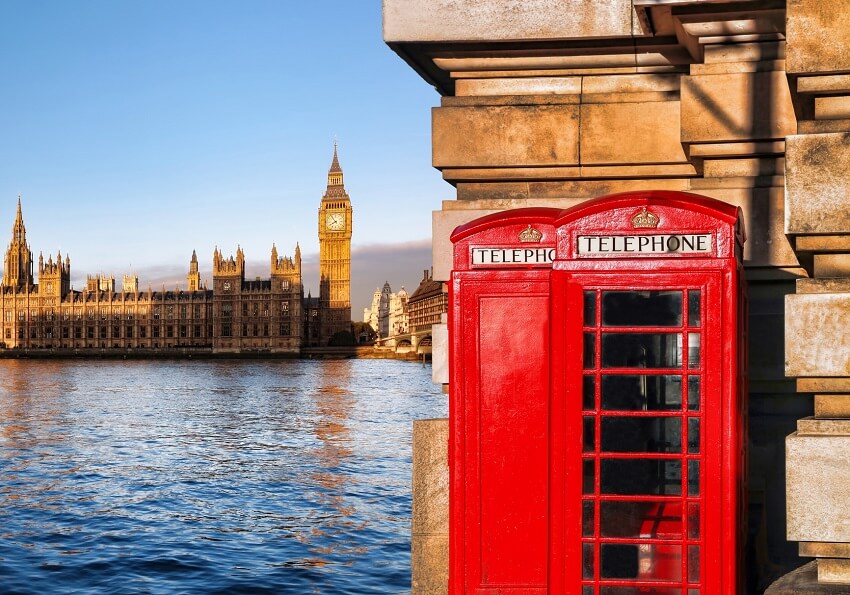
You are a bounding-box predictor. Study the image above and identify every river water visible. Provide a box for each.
[0,358,446,594]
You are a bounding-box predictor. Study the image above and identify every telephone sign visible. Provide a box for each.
[450,191,747,594]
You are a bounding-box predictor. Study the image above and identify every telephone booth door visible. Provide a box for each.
[549,191,747,595]
[449,208,560,594]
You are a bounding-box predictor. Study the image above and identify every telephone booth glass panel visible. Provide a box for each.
[567,273,721,595]
[550,191,745,595]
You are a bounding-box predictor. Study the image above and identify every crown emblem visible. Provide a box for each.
[631,207,660,229]
[519,225,543,243]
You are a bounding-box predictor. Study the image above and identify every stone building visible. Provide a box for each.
[407,269,447,335]
[385,1,850,592]
[363,281,410,341]
[0,147,352,353]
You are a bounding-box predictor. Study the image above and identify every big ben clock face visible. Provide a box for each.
[325,212,345,231]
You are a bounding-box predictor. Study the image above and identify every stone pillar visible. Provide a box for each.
[776,0,850,589]
[411,418,448,594]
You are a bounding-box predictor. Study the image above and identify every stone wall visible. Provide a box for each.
[385,0,850,592]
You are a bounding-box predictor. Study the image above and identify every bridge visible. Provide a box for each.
[376,328,433,355]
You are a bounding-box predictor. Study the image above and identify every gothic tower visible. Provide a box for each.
[187,249,201,291]
[3,196,34,289]
[317,144,353,344]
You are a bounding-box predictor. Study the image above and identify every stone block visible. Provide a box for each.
[802,542,850,558]
[786,133,850,234]
[455,77,581,97]
[433,207,498,281]
[703,41,785,64]
[816,396,850,419]
[787,0,850,74]
[816,97,850,121]
[412,418,449,535]
[579,101,688,165]
[705,187,797,268]
[821,558,850,584]
[431,322,448,385]
[383,0,633,43]
[798,417,850,436]
[702,157,784,178]
[681,71,796,143]
[766,561,850,594]
[411,533,449,595]
[786,293,850,377]
[815,254,850,278]
[432,105,580,168]
[581,73,680,95]
[787,432,850,542]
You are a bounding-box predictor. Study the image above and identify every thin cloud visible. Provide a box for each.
[69,240,434,317]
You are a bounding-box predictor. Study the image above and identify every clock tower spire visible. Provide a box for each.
[317,143,353,345]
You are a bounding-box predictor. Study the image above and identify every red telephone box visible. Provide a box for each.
[450,208,560,594]
[549,191,747,594]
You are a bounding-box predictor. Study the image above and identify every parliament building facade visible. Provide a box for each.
[0,148,352,354]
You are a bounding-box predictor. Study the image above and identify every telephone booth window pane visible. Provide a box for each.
[583,501,595,536]
[601,375,682,411]
[583,460,595,494]
[688,502,701,539]
[583,543,595,579]
[600,544,683,581]
[688,460,700,496]
[602,333,680,368]
[688,545,701,582]
[599,501,682,539]
[601,459,681,495]
[584,290,597,325]
[584,417,596,452]
[601,417,681,453]
[688,418,700,453]
[688,290,701,327]
[601,291,682,327]
[583,587,594,595]
[687,334,701,369]
[601,589,681,595]
[585,333,597,369]
[584,375,596,410]
[600,544,638,579]
[688,376,700,411]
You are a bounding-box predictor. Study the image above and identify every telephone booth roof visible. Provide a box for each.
[450,207,561,243]
[450,207,561,270]
[554,190,746,261]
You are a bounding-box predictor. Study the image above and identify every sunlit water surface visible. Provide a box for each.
[0,359,446,594]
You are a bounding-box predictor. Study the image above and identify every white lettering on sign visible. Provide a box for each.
[471,247,556,266]
[577,234,713,256]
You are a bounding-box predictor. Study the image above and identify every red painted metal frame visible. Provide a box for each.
[551,191,746,594]
[450,208,560,594]
[448,192,746,594]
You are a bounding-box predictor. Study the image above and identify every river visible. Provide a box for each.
[0,358,446,594]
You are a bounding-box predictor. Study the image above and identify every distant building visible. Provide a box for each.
[389,287,409,337]
[0,147,354,353]
[407,269,447,335]
[363,281,409,342]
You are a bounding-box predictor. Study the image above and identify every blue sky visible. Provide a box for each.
[0,1,450,312]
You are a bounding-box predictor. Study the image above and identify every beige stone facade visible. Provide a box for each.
[0,201,303,353]
[384,0,850,592]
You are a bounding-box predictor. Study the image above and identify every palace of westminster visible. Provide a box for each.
[0,147,353,353]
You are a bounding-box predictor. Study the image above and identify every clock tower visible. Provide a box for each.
[317,143,353,345]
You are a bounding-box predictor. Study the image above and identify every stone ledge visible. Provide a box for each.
[766,562,850,594]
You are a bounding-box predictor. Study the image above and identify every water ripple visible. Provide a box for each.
[0,359,445,593]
